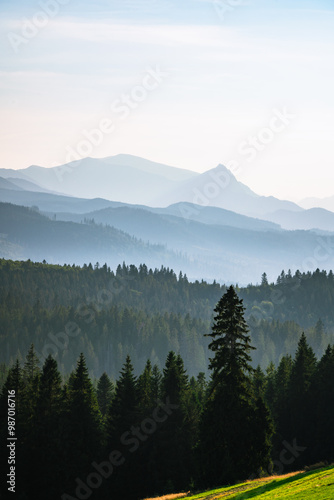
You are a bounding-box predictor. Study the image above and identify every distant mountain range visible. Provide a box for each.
[0,154,302,216]
[0,202,187,272]
[300,195,334,213]
[1,154,334,283]
[2,199,334,284]
[0,155,197,204]
[1,153,334,228]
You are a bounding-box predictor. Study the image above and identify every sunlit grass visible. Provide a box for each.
[143,466,334,500]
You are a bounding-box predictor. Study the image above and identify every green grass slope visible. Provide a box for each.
[180,467,334,500]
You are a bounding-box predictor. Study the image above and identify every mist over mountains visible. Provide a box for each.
[0,154,302,217]
[1,154,334,284]
[0,155,197,204]
[300,194,334,213]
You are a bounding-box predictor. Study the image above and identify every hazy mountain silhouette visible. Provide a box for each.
[0,177,24,191]
[2,201,334,284]
[0,202,188,272]
[264,207,334,232]
[300,195,334,213]
[153,164,303,217]
[0,155,302,216]
[54,203,280,233]
[0,155,197,204]
[1,153,334,232]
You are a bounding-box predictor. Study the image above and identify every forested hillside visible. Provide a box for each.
[1,259,334,379]
[0,203,189,272]
[1,300,333,500]
[3,201,334,284]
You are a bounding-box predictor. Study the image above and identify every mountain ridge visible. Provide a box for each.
[300,194,334,212]
[0,155,303,217]
[1,154,334,232]
[2,201,334,284]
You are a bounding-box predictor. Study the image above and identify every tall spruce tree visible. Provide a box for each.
[0,360,23,497]
[28,355,64,499]
[137,359,154,415]
[154,351,192,494]
[107,355,138,444]
[151,364,162,400]
[97,372,114,419]
[287,333,317,466]
[21,344,40,436]
[106,355,139,500]
[271,354,292,457]
[310,345,334,462]
[62,353,103,497]
[199,286,273,487]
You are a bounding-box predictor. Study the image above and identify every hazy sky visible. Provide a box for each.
[1,0,333,202]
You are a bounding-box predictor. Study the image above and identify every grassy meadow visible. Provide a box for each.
[144,466,334,500]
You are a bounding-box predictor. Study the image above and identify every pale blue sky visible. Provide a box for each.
[1,0,334,201]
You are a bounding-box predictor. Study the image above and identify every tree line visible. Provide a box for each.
[0,259,334,382]
[2,259,334,327]
[1,286,333,499]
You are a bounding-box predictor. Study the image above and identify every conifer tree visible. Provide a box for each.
[152,351,192,493]
[97,371,114,418]
[105,355,139,499]
[272,354,292,454]
[21,344,40,432]
[309,345,334,462]
[0,360,23,497]
[18,343,41,491]
[206,285,255,393]
[62,353,103,495]
[135,360,166,498]
[137,359,154,414]
[264,362,276,414]
[151,363,162,400]
[107,355,138,444]
[199,286,273,487]
[28,355,64,499]
[287,333,317,466]
[314,318,325,355]
[253,365,266,399]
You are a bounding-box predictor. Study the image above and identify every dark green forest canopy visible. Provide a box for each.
[1,259,333,379]
[1,259,334,324]
[1,333,333,499]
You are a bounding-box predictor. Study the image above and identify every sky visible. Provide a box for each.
[0,0,334,202]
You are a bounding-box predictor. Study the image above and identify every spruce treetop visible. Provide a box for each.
[206,285,255,389]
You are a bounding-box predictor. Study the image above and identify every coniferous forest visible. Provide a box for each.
[2,1,333,498]
[1,259,334,384]
[0,261,334,499]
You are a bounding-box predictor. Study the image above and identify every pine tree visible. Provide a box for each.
[21,344,40,430]
[287,333,317,466]
[107,355,138,444]
[19,342,41,489]
[105,355,139,499]
[272,354,292,452]
[137,359,154,415]
[253,365,266,399]
[97,372,114,418]
[154,351,192,493]
[264,361,276,415]
[261,272,269,286]
[190,372,207,411]
[309,345,334,462]
[0,360,23,497]
[314,318,325,355]
[199,286,273,487]
[62,353,103,496]
[206,285,255,393]
[151,363,162,400]
[28,355,64,499]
